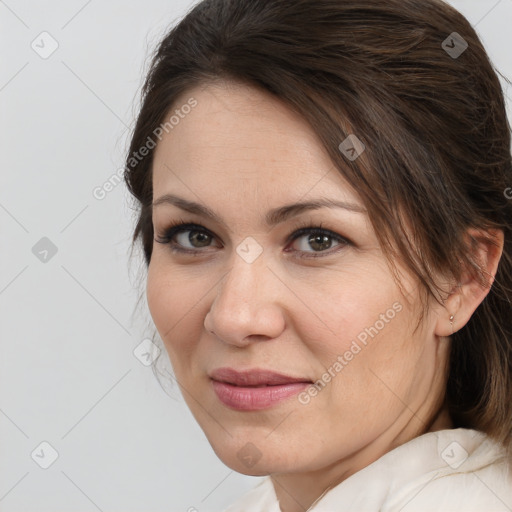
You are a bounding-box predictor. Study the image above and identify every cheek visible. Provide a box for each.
[321,300,417,424]
[291,264,403,355]
[146,261,171,332]
[295,266,414,403]
[146,259,204,361]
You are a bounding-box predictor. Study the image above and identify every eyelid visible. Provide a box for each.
[284,218,350,244]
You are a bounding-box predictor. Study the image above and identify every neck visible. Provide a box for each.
[271,402,453,512]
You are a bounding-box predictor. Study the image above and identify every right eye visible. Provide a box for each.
[154,222,222,254]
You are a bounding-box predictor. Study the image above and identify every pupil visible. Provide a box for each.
[309,234,331,251]
[190,231,211,247]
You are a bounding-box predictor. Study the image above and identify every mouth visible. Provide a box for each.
[209,367,313,410]
[209,367,312,386]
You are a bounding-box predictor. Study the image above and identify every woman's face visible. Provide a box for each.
[147,81,450,476]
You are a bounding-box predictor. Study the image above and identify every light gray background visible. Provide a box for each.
[1,1,511,511]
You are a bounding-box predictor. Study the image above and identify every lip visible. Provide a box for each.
[209,367,312,411]
[210,367,311,386]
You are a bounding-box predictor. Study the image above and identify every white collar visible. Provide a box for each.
[224,428,512,512]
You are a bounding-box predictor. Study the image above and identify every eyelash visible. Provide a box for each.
[154,218,352,259]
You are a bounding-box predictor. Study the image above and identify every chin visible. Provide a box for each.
[208,436,302,476]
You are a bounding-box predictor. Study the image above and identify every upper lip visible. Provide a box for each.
[209,367,312,387]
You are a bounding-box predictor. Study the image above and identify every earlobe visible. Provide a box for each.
[435,291,461,337]
[434,228,504,338]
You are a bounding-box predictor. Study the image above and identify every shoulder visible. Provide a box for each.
[386,463,512,512]
[383,429,512,512]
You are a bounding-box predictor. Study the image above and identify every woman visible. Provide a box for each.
[124,0,512,510]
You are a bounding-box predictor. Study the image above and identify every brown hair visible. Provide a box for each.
[124,0,512,453]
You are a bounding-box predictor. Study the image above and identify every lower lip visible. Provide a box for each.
[211,380,310,410]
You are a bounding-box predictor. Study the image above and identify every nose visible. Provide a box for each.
[204,250,286,347]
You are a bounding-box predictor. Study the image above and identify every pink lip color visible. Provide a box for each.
[211,380,310,410]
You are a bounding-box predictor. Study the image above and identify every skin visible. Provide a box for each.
[146,80,503,512]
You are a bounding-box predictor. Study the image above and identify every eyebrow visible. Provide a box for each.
[152,193,367,228]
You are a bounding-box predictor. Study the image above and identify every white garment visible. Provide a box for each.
[223,428,512,512]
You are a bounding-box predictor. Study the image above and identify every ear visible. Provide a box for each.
[434,228,504,337]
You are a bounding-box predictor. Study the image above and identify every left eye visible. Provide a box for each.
[290,230,344,253]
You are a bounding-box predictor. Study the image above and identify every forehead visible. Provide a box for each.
[152,81,360,204]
